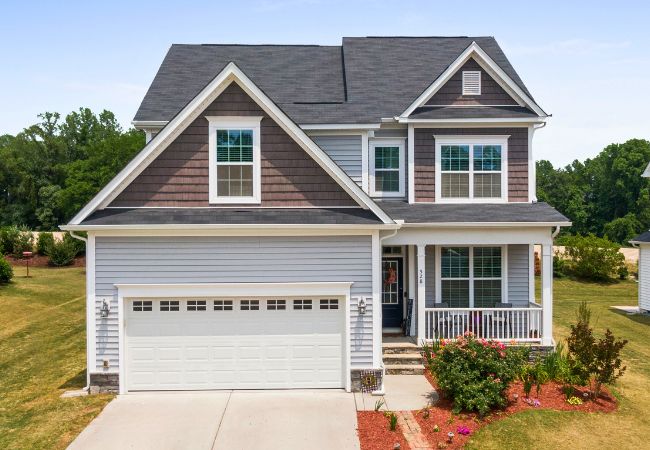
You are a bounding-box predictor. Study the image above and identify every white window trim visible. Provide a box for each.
[462,70,482,96]
[369,139,406,198]
[434,135,509,203]
[434,245,508,307]
[207,116,263,204]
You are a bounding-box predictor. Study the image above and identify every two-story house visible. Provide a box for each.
[62,37,570,394]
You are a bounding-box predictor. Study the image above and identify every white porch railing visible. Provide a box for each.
[424,307,543,343]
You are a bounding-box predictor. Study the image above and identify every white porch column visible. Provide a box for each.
[408,245,416,336]
[541,244,553,345]
[417,244,426,344]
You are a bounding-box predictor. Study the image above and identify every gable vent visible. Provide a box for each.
[462,71,481,95]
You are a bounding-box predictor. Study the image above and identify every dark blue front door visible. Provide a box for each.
[381,258,404,328]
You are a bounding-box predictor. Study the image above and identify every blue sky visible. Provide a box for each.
[1,0,648,166]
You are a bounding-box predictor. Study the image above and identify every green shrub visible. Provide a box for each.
[0,226,20,255]
[428,333,528,416]
[63,232,86,256]
[553,254,568,278]
[541,342,570,381]
[562,234,626,281]
[520,362,548,397]
[46,238,79,267]
[1,226,34,258]
[36,232,55,255]
[12,229,34,258]
[0,256,13,283]
[566,301,628,397]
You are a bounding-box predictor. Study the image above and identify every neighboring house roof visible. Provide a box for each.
[67,62,395,226]
[643,161,650,177]
[378,201,571,225]
[408,105,538,120]
[75,208,384,227]
[133,37,540,125]
[630,230,650,243]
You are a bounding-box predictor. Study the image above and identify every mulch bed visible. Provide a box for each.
[414,369,617,449]
[6,255,86,268]
[357,411,411,450]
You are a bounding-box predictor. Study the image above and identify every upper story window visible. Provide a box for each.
[369,139,405,197]
[462,71,481,95]
[434,136,508,203]
[207,116,262,204]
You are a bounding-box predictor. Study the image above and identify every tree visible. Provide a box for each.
[0,109,144,229]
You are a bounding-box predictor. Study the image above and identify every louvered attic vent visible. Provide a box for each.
[462,71,481,95]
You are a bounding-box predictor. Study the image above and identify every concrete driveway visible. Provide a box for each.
[68,390,359,450]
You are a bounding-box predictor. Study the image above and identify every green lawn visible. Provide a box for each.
[0,265,113,450]
[469,278,650,450]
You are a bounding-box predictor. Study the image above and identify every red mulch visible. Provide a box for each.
[357,411,411,450]
[6,255,86,268]
[415,369,617,449]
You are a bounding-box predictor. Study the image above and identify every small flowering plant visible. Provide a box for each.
[426,332,528,416]
[457,426,471,436]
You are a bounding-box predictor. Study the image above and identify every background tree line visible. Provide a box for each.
[0,109,144,229]
[1,109,649,245]
[537,138,650,244]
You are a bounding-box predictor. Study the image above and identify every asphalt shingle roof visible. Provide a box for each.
[80,208,384,226]
[377,201,570,224]
[134,37,538,124]
[631,231,650,243]
[409,106,538,120]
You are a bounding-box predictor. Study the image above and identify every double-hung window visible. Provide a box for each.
[435,136,508,202]
[207,116,262,204]
[438,246,504,308]
[370,140,405,197]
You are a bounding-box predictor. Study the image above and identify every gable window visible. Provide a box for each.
[435,136,508,202]
[437,246,504,308]
[462,71,481,95]
[207,116,262,204]
[369,139,405,197]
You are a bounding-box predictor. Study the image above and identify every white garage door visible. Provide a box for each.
[126,297,344,391]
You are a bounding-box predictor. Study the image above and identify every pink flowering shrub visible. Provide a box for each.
[426,332,528,416]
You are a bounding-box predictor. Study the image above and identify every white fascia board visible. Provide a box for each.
[300,123,381,130]
[69,62,394,225]
[400,42,546,118]
[643,161,650,178]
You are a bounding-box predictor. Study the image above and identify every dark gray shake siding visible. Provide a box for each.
[93,235,374,373]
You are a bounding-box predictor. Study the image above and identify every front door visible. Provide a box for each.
[382,258,404,328]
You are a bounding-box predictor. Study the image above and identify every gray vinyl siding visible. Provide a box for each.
[312,135,363,185]
[507,244,530,306]
[93,235,373,372]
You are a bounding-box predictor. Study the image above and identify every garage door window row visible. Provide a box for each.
[131,298,339,313]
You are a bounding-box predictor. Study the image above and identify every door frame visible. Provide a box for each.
[381,255,405,330]
[115,282,352,394]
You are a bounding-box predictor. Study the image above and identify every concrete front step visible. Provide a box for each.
[382,353,424,365]
[384,364,425,375]
[382,342,422,354]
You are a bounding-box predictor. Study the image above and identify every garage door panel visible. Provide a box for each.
[126,297,344,391]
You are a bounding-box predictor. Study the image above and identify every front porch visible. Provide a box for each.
[380,227,555,346]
